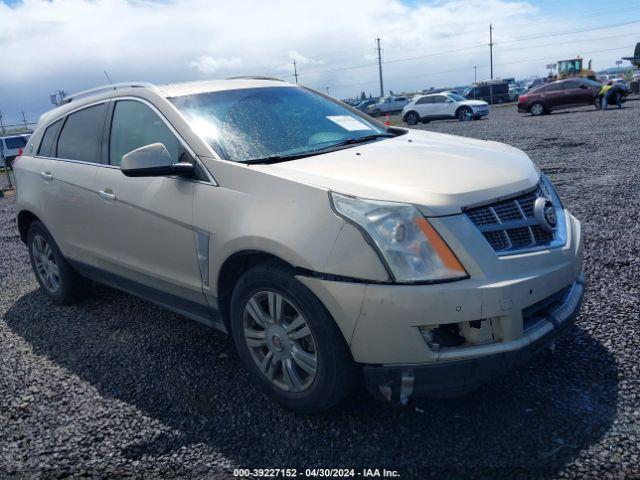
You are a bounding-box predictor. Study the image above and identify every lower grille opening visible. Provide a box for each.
[522,286,572,331]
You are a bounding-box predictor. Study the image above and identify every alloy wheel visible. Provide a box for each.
[531,103,544,116]
[32,234,60,293]
[242,290,318,392]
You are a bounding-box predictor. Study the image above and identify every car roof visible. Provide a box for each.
[157,78,295,98]
[419,91,454,98]
[36,78,296,127]
[1,134,29,139]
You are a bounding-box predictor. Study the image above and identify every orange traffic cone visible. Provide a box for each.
[384,113,391,126]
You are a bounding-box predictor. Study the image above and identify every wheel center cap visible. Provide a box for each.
[271,334,284,351]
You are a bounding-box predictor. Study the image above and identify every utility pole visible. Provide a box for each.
[473,66,477,82]
[489,24,494,80]
[21,110,29,130]
[376,37,384,97]
[325,86,330,96]
[293,59,299,84]
[0,111,5,135]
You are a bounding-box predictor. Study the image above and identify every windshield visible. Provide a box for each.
[447,93,466,102]
[169,86,387,162]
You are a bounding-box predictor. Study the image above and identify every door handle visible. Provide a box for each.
[40,171,53,181]
[98,189,116,201]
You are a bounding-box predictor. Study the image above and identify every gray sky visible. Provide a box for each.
[0,0,638,125]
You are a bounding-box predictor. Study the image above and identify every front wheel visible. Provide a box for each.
[456,107,472,121]
[229,261,357,413]
[530,102,545,116]
[594,95,603,109]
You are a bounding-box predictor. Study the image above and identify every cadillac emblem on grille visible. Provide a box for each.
[534,197,557,233]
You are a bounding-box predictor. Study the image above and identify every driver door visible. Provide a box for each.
[93,99,207,311]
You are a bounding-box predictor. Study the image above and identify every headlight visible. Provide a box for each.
[331,193,467,283]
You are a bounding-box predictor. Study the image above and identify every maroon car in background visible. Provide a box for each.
[518,78,601,116]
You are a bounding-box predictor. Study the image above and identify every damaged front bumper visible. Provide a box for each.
[363,275,584,404]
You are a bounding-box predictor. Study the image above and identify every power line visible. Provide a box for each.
[498,19,640,45]
[296,18,640,79]
[323,44,635,91]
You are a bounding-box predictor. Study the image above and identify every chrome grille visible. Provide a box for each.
[464,182,560,254]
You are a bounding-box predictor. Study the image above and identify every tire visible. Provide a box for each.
[404,111,420,125]
[371,109,382,117]
[530,102,545,116]
[27,220,88,304]
[594,96,602,110]
[456,106,472,121]
[229,261,357,413]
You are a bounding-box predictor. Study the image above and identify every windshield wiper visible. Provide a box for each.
[241,133,396,165]
[322,133,395,149]
[241,152,317,165]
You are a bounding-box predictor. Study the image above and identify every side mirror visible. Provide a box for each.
[121,143,194,178]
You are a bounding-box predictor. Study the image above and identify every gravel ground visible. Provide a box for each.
[1,101,639,479]
[0,168,16,190]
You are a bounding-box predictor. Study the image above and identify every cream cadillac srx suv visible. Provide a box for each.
[14,78,583,413]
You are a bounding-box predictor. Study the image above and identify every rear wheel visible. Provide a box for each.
[27,221,87,304]
[404,111,420,125]
[229,261,356,413]
[530,102,545,116]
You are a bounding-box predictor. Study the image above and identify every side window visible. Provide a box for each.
[563,81,580,89]
[545,83,562,92]
[109,100,183,166]
[416,97,431,105]
[57,104,107,162]
[38,120,62,157]
[433,96,446,103]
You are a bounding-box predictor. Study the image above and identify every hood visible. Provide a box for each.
[465,100,489,107]
[249,129,539,216]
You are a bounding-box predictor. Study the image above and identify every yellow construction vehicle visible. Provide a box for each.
[556,57,597,80]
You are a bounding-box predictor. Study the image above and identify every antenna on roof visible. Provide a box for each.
[104,71,114,85]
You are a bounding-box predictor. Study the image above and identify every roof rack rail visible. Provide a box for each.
[60,82,158,105]
[225,75,286,82]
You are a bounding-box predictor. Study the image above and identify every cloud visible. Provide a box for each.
[189,55,243,74]
[0,0,636,122]
[275,50,323,72]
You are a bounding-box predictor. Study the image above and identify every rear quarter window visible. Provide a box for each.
[38,120,63,157]
[56,103,107,162]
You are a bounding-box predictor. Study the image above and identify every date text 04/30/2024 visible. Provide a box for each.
[232,468,401,477]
